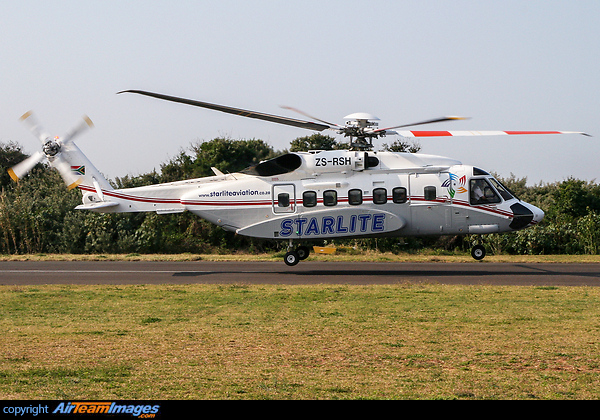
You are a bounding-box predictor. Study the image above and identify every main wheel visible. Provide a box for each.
[471,245,486,260]
[297,245,310,260]
[284,250,300,266]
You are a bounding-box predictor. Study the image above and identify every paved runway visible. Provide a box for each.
[1,261,600,286]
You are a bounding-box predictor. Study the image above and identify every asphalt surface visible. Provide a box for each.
[1,261,600,286]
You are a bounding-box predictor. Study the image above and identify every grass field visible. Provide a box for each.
[1,279,600,399]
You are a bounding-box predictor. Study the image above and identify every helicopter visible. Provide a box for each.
[8,90,588,265]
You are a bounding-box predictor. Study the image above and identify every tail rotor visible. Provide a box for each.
[9,111,94,189]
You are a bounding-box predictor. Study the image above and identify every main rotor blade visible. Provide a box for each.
[279,105,342,129]
[396,130,591,137]
[8,151,45,181]
[371,116,469,133]
[118,90,330,132]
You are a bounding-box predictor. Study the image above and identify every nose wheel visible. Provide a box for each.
[284,244,311,266]
[471,244,486,260]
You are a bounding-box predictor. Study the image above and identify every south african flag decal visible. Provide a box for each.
[71,166,85,176]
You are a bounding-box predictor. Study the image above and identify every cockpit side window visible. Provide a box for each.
[470,179,501,205]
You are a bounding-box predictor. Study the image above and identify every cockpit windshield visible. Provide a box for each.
[488,178,515,201]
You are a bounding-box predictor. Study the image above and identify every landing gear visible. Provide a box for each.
[471,244,486,260]
[283,242,311,266]
[296,245,310,261]
[284,250,300,266]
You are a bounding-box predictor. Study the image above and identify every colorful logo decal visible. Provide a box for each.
[71,165,85,176]
[442,173,467,198]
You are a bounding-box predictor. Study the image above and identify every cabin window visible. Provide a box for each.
[278,193,290,207]
[470,179,501,205]
[303,191,317,207]
[392,187,407,204]
[348,189,362,205]
[323,190,337,206]
[373,188,387,204]
[424,186,437,201]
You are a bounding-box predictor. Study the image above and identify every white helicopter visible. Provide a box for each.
[9,90,588,265]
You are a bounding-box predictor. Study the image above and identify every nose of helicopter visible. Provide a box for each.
[509,202,544,230]
[530,204,545,225]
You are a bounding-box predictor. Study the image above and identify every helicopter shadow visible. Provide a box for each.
[171,263,600,285]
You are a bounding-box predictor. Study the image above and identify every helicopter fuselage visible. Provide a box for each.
[78,149,544,244]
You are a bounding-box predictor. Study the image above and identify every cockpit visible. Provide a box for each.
[469,167,538,230]
[469,168,516,205]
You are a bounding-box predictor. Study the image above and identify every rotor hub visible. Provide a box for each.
[42,137,61,157]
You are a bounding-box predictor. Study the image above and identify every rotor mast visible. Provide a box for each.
[342,112,383,150]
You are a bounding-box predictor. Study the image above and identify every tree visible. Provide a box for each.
[289,133,343,152]
[160,137,275,182]
[381,138,421,153]
[551,177,600,221]
[0,141,35,189]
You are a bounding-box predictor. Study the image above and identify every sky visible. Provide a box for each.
[1,0,598,185]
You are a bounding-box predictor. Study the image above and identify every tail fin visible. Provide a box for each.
[58,141,113,193]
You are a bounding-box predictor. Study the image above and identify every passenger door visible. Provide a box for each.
[409,173,452,234]
[272,184,296,214]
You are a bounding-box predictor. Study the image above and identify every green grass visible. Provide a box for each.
[1,283,600,399]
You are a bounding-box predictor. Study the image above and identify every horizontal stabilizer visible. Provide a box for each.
[156,208,185,214]
[75,201,119,211]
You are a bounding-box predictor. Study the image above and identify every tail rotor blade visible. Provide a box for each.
[8,151,45,182]
[51,156,81,190]
[19,111,50,143]
[62,115,94,144]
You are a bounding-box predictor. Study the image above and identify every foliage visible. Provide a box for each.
[381,138,422,153]
[289,134,423,153]
[160,137,275,182]
[0,141,30,189]
[289,133,343,152]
